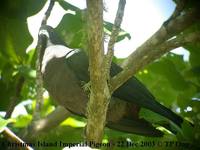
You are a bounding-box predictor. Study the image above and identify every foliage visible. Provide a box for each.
[0,0,199,150]
[0,117,14,133]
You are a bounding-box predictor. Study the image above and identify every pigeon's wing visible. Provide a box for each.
[107,118,163,137]
[66,51,183,126]
[111,63,183,126]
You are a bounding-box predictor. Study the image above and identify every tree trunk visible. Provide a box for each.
[86,0,110,143]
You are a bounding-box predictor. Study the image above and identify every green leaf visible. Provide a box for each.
[0,117,14,133]
[104,21,131,42]
[0,0,46,73]
[177,85,197,108]
[58,0,82,12]
[136,53,191,107]
[17,65,36,79]
[61,117,86,128]
[40,98,55,117]
[56,13,86,49]
[56,1,131,50]
[0,0,46,19]
[0,117,8,133]
[0,17,32,64]
[0,79,15,110]
[148,55,189,91]
[176,120,194,141]
[14,115,32,128]
[186,44,200,68]
[136,69,178,106]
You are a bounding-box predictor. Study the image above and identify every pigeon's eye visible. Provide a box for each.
[39,29,49,38]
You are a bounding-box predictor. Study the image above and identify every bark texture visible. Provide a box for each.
[86,0,110,143]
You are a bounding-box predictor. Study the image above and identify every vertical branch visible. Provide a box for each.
[104,0,126,80]
[86,0,109,143]
[86,0,126,143]
[41,0,56,25]
[33,0,55,120]
[33,40,45,120]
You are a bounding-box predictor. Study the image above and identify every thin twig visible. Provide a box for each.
[139,32,200,66]
[2,127,33,150]
[33,0,55,121]
[42,0,56,25]
[104,0,126,79]
[33,44,44,121]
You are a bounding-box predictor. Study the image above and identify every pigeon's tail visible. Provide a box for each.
[107,118,163,137]
[149,101,183,127]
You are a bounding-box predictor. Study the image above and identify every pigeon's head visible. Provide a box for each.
[39,25,66,46]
